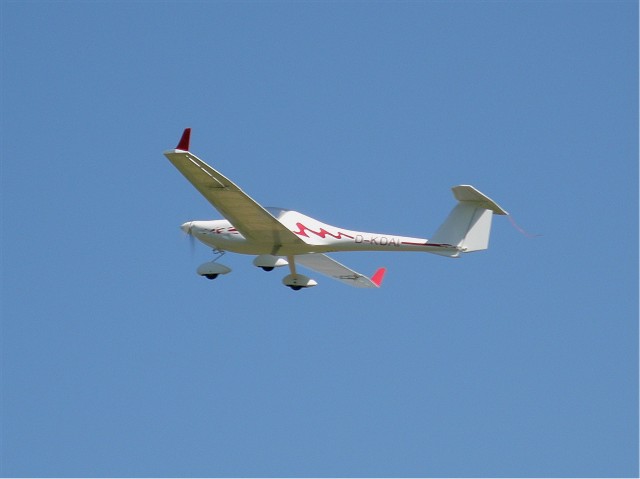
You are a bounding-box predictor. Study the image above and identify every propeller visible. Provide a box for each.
[181,221,196,258]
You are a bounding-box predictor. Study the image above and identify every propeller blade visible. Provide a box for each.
[188,232,196,258]
[180,221,196,258]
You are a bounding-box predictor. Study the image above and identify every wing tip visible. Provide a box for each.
[371,267,386,287]
[176,128,191,151]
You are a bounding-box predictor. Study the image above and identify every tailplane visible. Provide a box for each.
[431,185,508,254]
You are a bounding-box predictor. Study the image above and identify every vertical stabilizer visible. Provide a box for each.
[431,185,507,253]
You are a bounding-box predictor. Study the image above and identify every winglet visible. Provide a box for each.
[370,267,386,287]
[176,128,191,151]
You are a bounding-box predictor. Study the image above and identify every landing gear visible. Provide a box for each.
[282,256,317,290]
[253,255,288,271]
[282,274,317,290]
[197,250,231,280]
[193,251,318,289]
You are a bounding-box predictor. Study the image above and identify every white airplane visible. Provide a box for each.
[164,128,508,290]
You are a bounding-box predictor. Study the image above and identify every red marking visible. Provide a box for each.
[370,267,386,287]
[293,223,354,240]
[176,128,191,151]
[208,226,240,235]
[400,241,428,246]
[508,215,541,238]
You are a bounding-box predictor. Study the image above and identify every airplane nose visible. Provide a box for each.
[181,222,193,234]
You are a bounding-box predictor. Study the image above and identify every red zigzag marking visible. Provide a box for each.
[293,223,355,240]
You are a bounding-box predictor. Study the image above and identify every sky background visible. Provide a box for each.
[1,1,638,477]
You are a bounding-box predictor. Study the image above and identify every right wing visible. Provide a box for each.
[164,128,305,246]
[296,253,386,288]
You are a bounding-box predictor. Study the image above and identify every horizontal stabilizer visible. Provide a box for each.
[452,185,508,215]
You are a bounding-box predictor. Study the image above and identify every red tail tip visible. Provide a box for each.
[371,267,386,287]
[176,128,191,151]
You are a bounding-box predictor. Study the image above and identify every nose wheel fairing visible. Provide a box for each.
[196,261,231,278]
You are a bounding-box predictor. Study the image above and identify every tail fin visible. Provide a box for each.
[431,185,508,254]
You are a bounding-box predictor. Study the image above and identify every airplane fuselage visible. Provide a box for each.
[184,209,460,257]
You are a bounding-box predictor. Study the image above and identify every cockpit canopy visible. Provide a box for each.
[265,206,290,219]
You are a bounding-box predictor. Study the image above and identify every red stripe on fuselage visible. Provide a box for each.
[293,223,355,240]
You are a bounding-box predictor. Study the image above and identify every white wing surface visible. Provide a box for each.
[296,254,386,288]
[164,129,304,246]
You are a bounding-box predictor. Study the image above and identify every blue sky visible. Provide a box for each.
[1,1,637,477]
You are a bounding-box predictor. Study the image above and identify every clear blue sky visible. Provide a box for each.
[1,1,637,477]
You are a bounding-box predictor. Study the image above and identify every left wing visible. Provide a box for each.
[164,129,305,246]
[296,254,386,288]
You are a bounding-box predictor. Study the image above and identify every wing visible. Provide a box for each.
[295,254,386,288]
[164,129,305,245]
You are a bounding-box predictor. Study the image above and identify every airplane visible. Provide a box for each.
[164,128,508,290]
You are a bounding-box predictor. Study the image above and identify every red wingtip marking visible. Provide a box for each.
[176,128,191,151]
[371,267,386,287]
